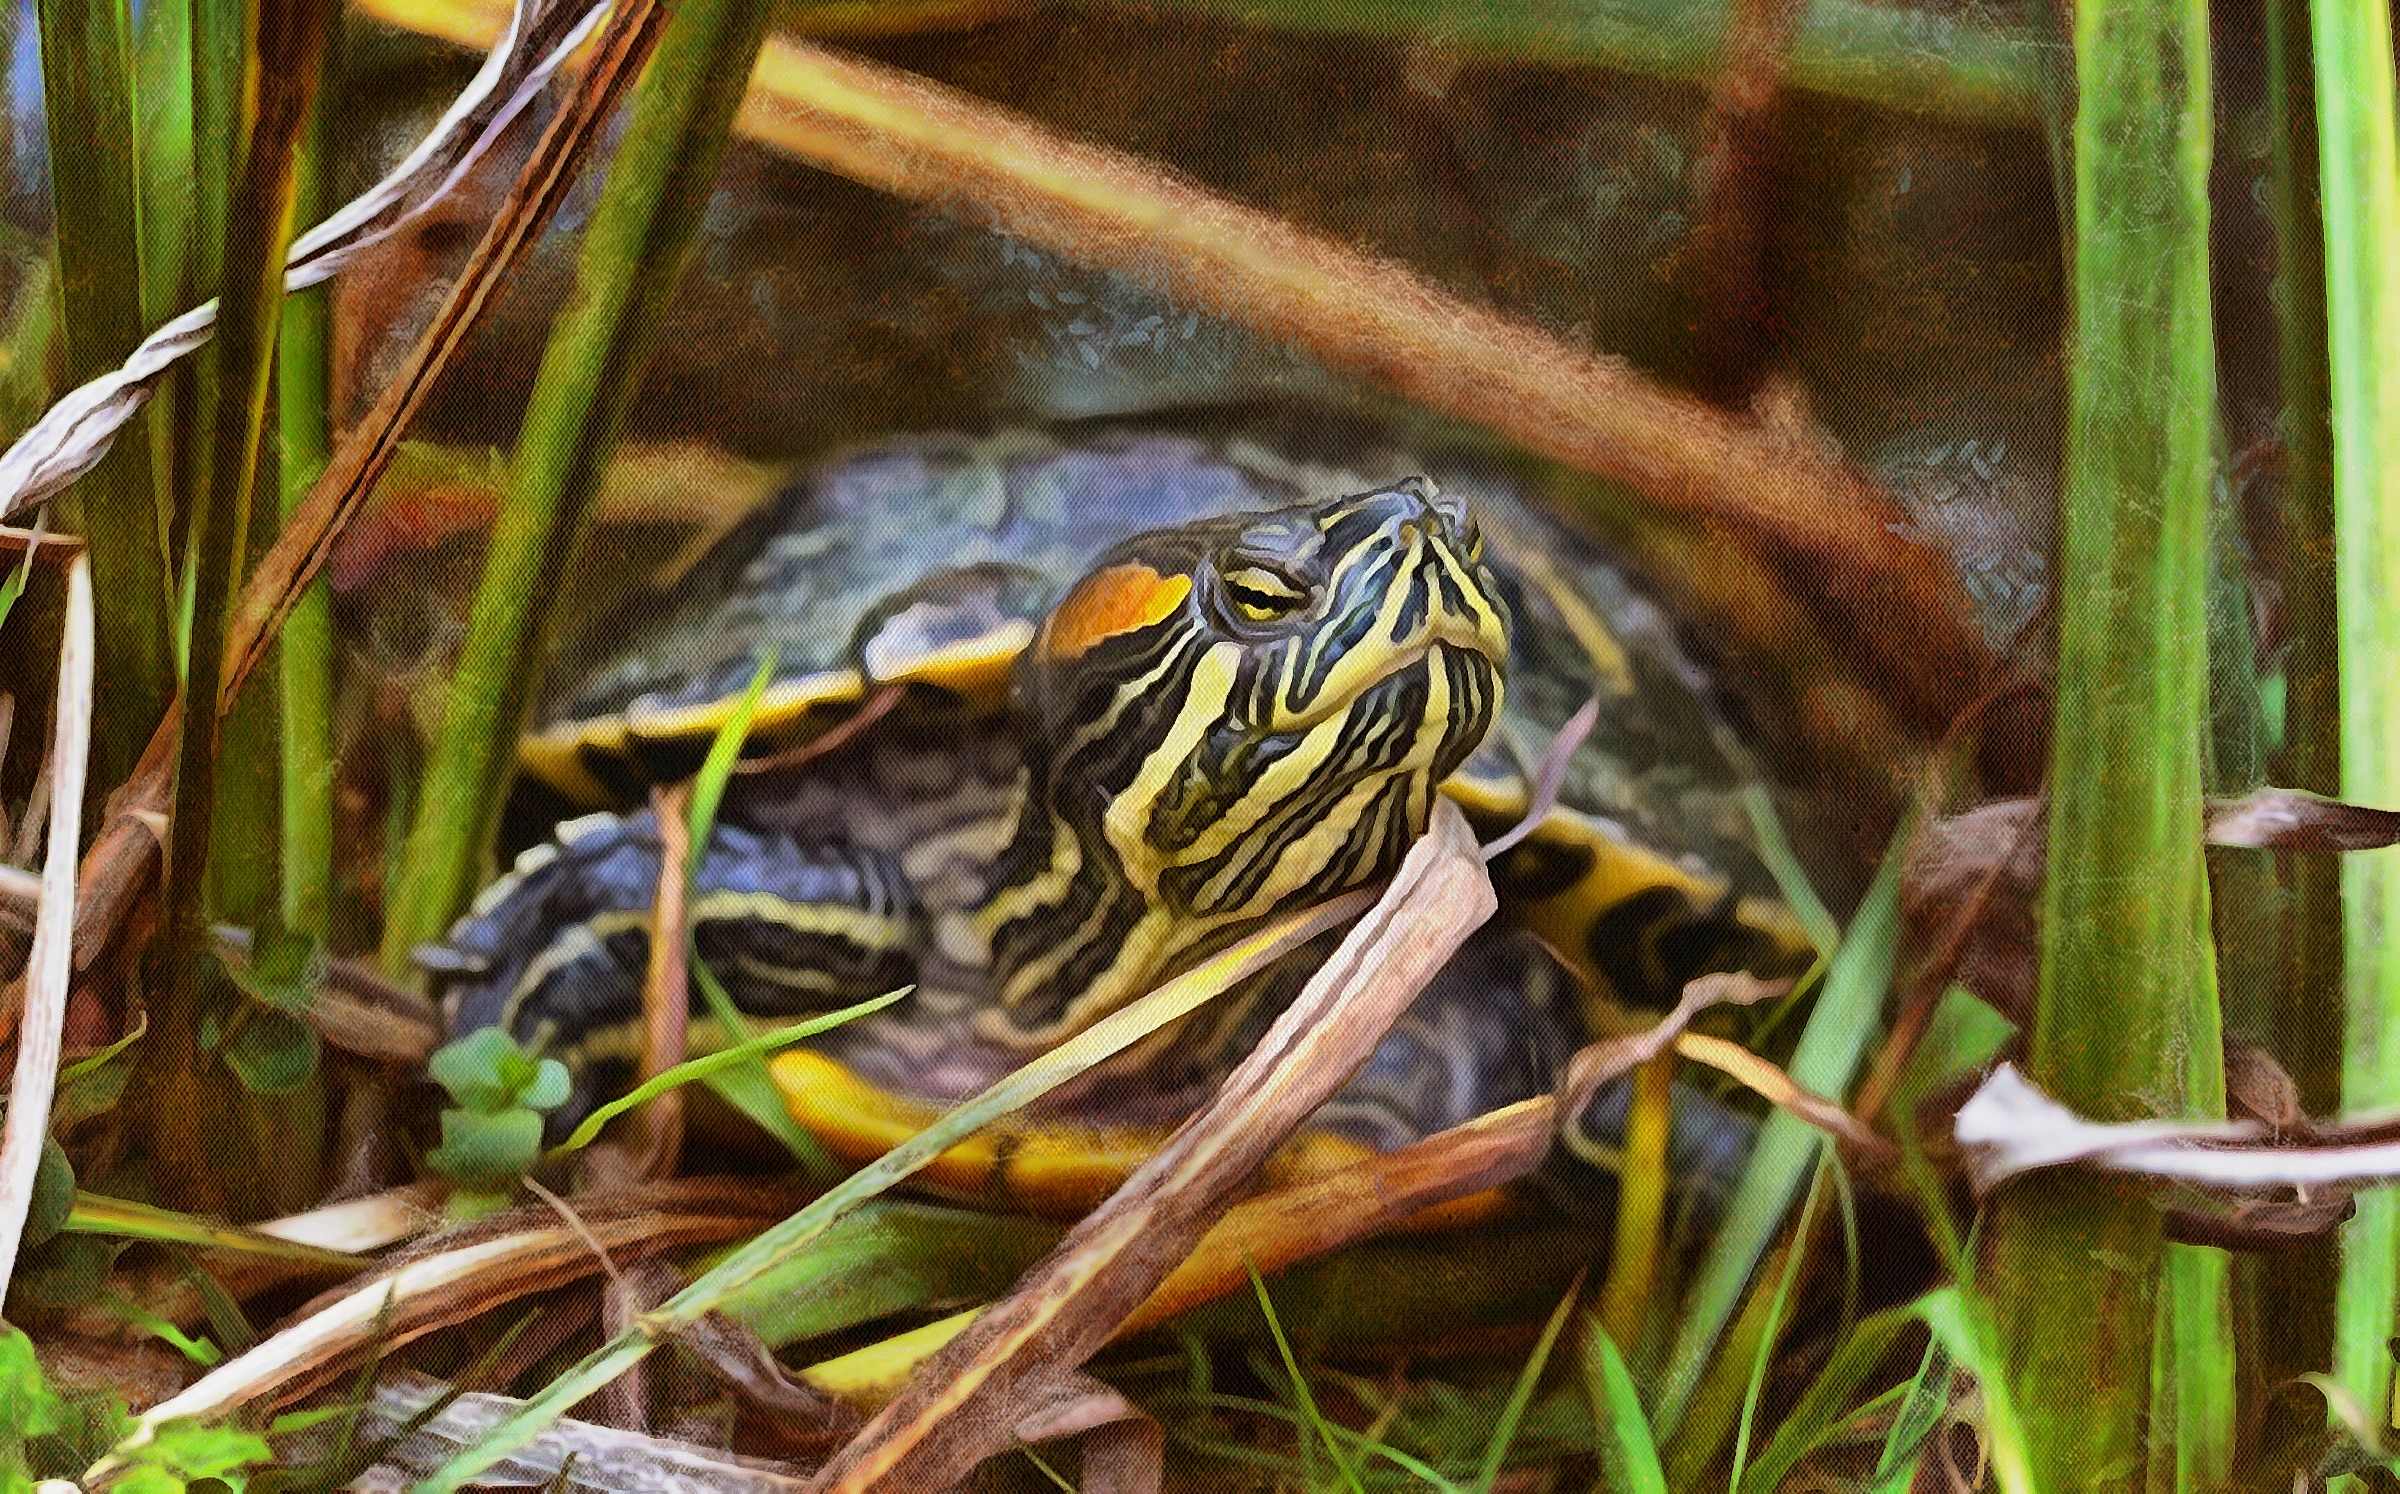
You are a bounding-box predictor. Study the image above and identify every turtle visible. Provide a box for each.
[426,420,1819,1215]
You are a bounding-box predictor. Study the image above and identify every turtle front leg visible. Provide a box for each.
[423,810,920,1111]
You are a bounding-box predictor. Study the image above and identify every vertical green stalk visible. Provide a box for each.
[134,0,195,561]
[35,0,177,783]
[162,0,330,957]
[175,0,246,648]
[273,11,342,938]
[380,0,781,970]
[1980,0,2226,1484]
[2311,0,2400,1430]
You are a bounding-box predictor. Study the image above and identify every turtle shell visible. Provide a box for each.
[526,421,1812,1011]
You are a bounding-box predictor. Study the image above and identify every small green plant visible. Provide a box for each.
[423,1027,572,1216]
[3,1327,271,1492]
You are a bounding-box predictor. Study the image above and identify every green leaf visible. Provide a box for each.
[0,1327,67,1443]
[223,925,325,1015]
[426,1026,517,1109]
[117,1417,272,1492]
[20,1137,77,1254]
[428,1106,545,1189]
[222,1009,321,1095]
[1577,1316,1664,1494]
[102,1295,224,1367]
[427,1027,560,1115]
[519,1057,573,1114]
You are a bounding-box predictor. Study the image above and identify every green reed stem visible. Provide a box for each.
[161,0,329,959]
[1148,0,2046,125]
[273,11,342,939]
[380,0,777,971]
[2310,0,2400,1435]
[35,0,177,785]
[1979,0,2227,1484]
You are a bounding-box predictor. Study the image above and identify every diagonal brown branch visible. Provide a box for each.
[723,39,1990,731]
[335,4,1996,732]
[807,802,1496,1492]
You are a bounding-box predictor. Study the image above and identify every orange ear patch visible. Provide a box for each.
[1041,564,1192,660]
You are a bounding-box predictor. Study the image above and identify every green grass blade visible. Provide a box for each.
[35,0,178,780]
[1868,1336,1952,1493]
[1580,1314,1666,1494]
[63,1193,360,1267]
[0,532,35,635]
[1978,0,2228,1482]
[674,647,845,1176]
[133,0,193,330]
[381,0,780,971]
[686,647,778,868]
[1728,1164,1829,1492]
[1914,1288,2035,1494]
[1740,783,1840,956]
[1739,1302,1917,1494]
[2311,0,2400,1438]
[1247,1262,1366,1494]
[2313,0,2400,1450]
[1655,828,1904,1434]
[101,1294,223,1366]
[1159,1391,1466,1489]
[272,7,342,938]
[1469,1280,1579,1494]
[545,991,905,1158]
[158,0,332,1144]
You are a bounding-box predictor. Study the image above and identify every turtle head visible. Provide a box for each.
[985,477,1510,1042]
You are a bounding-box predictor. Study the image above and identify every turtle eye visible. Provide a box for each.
[1220,563,1309,622]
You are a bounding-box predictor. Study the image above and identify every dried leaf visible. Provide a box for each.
[1956,1062,2400,1194]
[0,556,92,1303]
[2204,787,2400,853]
[345,1371,815,1491]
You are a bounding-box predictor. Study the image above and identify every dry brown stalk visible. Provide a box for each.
[1115,1097,1555,1338]
[630,783,696,1178]
[91,1179,796,1467]
[0,555,92,1302]
[220,0,671,709]
[333,1,1995,733]
[0,525,81,561]
[806,803,1497,1491]
[349,1370,818,1491]
[1686,0,1806,403]
[725,37,1989,732]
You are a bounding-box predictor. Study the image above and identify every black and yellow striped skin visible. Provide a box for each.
[432,423,1820,1213]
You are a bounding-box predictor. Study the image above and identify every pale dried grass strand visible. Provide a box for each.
[0,554,93,1302]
